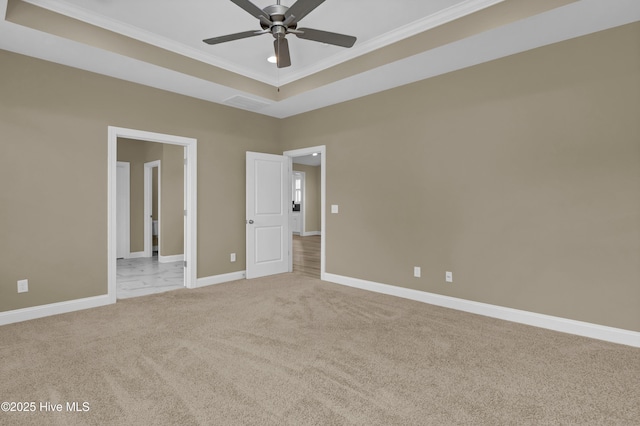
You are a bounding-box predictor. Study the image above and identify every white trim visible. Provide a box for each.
[128,251,145,259]
[196,271,246,288]
[108,126,198,304]
[277,0,506,85]
[184,139,197,289]
[0,295,111,326]
[158,254,184,264]
[183,148,187,287]
[108,129,117,303]
[323,273,640,348]
[284,146,326,280]
[143,160,161,258]
[20,0,504,87]
[20,0,276,85]
[320,151,325,281]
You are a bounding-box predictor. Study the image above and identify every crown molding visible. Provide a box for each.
[278,0,506,84]
[21,0,504,87]
[21,0,277,85]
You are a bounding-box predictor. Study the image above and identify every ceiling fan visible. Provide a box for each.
[203,0,357,68]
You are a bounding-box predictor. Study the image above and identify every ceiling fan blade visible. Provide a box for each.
[203,30,265,45]
[284,0,326,25]
[230,0,272,26]
[274,38,291,68]
[295,28,356,48]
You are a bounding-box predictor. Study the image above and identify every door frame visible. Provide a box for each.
[108,126,197,303]
[283,145,326,280]
[143,160,161,258]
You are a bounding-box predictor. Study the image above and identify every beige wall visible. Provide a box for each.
[281,23,640,331]
[117,138,161,253]
[117,138,183,256]
[1,23,638,332]
[160,143,184,256]
[0,50,280,312]
[293,164,321,234]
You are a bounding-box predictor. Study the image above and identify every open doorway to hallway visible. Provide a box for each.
[287,148,325,279]
[115,137,185,298]
[108,126,197,303]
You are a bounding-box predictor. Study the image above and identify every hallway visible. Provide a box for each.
[292,235,320,278]
[116,257,184,299]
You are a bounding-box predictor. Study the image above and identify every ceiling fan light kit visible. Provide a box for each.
[203,0,357,68]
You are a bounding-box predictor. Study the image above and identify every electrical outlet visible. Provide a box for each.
[445,271,453,283]
[17,279,28,293]
[414,267,421,278]
[230,253,236,262]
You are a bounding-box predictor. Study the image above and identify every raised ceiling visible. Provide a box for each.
[1,0,639,118]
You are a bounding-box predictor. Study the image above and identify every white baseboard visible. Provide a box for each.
[302,231,321,236]
[158,254,184,263]
[323,273,640,348]
[196,271,246,288]
[0,270,244,326]
[128,251,145,259]
[0,295,113,327]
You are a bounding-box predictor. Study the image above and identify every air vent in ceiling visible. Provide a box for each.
[223,95,272,111]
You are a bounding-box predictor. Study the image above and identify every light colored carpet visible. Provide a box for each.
[1,273,638,425]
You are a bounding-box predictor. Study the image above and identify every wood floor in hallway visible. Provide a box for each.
[292,234,320,278]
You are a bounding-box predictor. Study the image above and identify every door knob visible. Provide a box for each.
[247,220,254,224]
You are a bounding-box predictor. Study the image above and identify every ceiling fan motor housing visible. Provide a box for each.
[263,4,287,20]
[261,4,297,38]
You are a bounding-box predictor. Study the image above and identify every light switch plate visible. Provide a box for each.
[445,271,453,283]
[331,205,339,214]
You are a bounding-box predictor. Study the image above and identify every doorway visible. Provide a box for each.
[244,146,326,280]
[115,140,183,298]
[284,146,326,280]
[108,127,197,304]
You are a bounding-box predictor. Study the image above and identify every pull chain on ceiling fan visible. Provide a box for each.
[203,0,357,68]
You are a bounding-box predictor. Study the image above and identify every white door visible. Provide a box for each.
[246,152,290,279]
[116,162,130,259]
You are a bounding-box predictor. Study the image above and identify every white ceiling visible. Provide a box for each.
[39,0,477,85]
[293,153,321,167]
[1,0,639,118]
